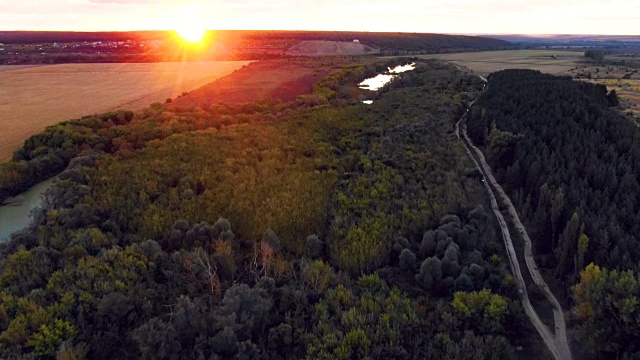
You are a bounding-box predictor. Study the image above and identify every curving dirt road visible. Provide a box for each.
[455,78,572,360]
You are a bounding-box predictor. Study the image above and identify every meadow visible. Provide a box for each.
[415,49,640,118]
[415,49,586,76]
[590,78,640,115]
[0,61,249,160]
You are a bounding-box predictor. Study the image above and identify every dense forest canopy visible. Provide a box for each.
[467,69,640,358]
[0,59,534,359]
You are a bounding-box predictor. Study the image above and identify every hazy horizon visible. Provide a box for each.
[0,0,637,36]
[0,30,638,37]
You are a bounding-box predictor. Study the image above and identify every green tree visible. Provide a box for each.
[550,188,564,249]
[607,90,620,107]
[26,319,78,357]
[452,290,509,333]
[577,233,589,273]
[399,248,417,270]
[573,263,640,357]
[417,256,442,290]
[556,213,580,278]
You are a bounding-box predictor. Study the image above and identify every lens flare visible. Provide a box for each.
[174,5,207,44]
[176,27,206,43]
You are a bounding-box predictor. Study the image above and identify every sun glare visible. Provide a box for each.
[174,5,207,44]
[176,27,206,43]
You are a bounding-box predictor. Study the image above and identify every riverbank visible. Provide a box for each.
[0,178,54,242]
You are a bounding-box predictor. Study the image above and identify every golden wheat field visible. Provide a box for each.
[0,61,250,161]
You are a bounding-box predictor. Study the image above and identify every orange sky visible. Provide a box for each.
[0,0,637,35]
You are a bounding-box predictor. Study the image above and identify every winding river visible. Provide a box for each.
[0,178,54,242]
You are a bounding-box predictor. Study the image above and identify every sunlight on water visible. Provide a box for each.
[388,62,416,74]
[358,63,417,101]
[358,74,395,91]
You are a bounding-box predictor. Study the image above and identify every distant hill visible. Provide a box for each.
[0,30,510,50]
[0,31,511,64]
[0,31,165,44]
[239,31,512,52]
[287,40,380,56]
[481,34,640,47]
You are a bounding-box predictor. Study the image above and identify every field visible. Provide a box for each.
[590,78,640,115]
[415,50,586,76]
[287,40,379,56]
[169,60,325,109]
[413,49,640,119]
[0,61,249,161]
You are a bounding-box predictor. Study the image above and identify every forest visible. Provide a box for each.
[0,30,512,64]
[0,30,510,50]
[467,69,640,359]
[0,59,534,359]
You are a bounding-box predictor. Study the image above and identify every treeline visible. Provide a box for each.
[467,69,640,358]
[238,31,512,52]
[0,111,132,202]
[0,59,530,358]
[0,30,511,51]
[584,50,614,61]
[0,31,166,44]
[1,31,512,65]
[0,58,380,204]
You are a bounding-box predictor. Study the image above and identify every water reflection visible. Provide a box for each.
[358,74,395,91]
[388,63,416,74]
[358,62,417,94]
[0,178,53,242]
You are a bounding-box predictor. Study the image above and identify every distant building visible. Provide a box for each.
[353,39,360,43]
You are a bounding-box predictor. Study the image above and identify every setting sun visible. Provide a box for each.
[174,5,207,44]
[176,27,206,43]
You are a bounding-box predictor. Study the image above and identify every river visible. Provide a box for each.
[0,178,54,242]
[358,62,416,103]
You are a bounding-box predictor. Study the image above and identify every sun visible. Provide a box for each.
[174,5,207,44]
[176,27,206,44]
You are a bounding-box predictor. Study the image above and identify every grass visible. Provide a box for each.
[409,50,586,76]
[591,78,640,116]
[169,60,325,108]
[0,61,250,161]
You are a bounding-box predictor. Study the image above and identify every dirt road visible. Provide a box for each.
[456,80,572,360]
